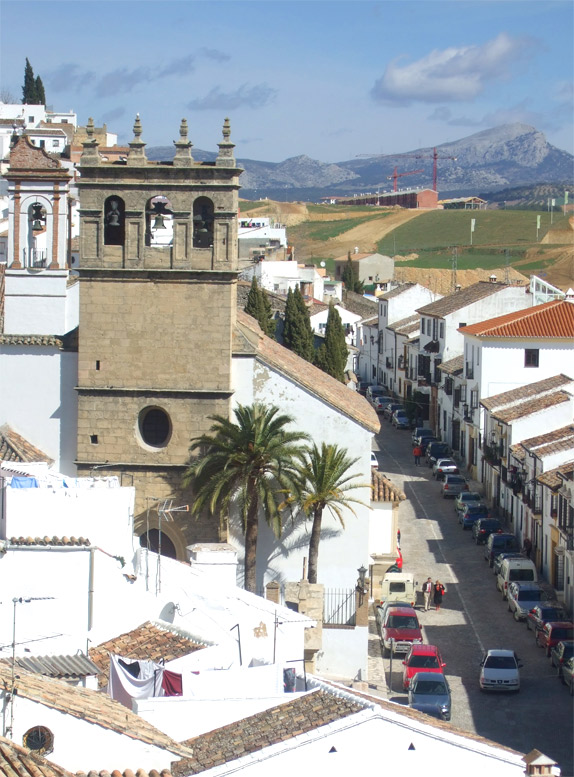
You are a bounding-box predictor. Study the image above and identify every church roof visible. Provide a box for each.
[234,311,380,434]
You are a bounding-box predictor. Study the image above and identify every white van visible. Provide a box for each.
[497,558,538,599]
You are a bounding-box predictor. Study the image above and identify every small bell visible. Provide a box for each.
[31,203,44,231]
[32,219,44,231]
[152,213,165,230]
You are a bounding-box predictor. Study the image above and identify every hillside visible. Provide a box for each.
[147,123,573,200]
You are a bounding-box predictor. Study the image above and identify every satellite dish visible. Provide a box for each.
[320,261,326,267]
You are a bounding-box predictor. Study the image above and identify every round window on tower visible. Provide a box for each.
[138,406,172,449]
[23,726,54,755]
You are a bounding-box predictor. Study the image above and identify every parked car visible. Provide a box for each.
[375,600,414,637]
[493,552,523,577]
[560,656,574,694]
[419,436,439,453]
[357,381,371,396]
[383,403,404,421]
[426,442,451,467]
[472,518,503,544]
[366,385,387,404]
[497,558,538,598]
[432,458,459,480]
[536,622,574,657]
[550,640,574,677]
[506,582,551,620]
[380,605,423,656]
[479,649,522,692]
[374,396,393,413]
[527,605,570,635]
[459,503,489,529]
[441,474,469,499]
[454,491,483,515]
[392,410,411,429]
[412,427,434,447]
[484,533,520,567]
[408,672,452,720]
[402,644,446,690]
[370,451,379,469]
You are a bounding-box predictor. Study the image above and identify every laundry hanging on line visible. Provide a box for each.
[108,653,183,707]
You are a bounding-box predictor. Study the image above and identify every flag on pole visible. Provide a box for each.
[551,199,556,207]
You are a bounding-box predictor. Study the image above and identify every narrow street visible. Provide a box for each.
[370,418,574,775]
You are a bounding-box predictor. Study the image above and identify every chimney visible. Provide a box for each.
[489,274,497,283]
[354,246,359,254]
[564,287,574,303]
[187,543,238,587]
[522,749,558,776]
[455,284,462,291]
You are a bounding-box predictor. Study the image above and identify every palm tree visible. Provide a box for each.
[183,403,309,593]
[297,443,367,584]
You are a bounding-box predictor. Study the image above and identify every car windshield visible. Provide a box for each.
[387,615,418,629]
[409,655,440,668]
[542,609,567,620]
[552,628,574,640]
[516,588,544,600]
[413,680,447,695]
[447,476,465,484]
[466,506,487,514]
[484,656,516,669]
[461,493,481,502]
[438,460,456,467]
[510,570,536,582]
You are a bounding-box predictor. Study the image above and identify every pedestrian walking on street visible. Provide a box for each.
[523,537,532,559]
[434,580,446,611]
[423,577,433,611]
[413,445,422,467]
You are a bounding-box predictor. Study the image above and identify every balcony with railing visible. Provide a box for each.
[482,443,501,467]
[21,249,48,268]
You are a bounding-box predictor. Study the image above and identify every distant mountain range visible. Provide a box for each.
[147,123,574,201]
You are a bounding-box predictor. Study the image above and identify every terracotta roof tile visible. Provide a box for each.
[0,334,64,347]
[481,374,573,411]
[460,299,574,338]
[491,391,571,422]
[417,281,515,317]
[0,425,53,464]
[387,314,419,335]
[371,470,406,502]
[173,690,363,775]
[509,443,526,462]
[438,355,464,375]
[9,537,91,547]
[341,290,378,318]
[89,621,204,689]
[0,736,74,777]
[235,311,380,434]
[379,283,414,300]
[0,664,193,758]
[537,461,574,490]
[521,424,574,457]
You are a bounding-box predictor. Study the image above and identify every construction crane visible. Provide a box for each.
[387,166,424,192]
[357,147,457,192]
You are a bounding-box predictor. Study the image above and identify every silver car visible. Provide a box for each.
[408,671,452,720]
[441,474,469,499]
[432,458,459,480]
[454,491,483,514]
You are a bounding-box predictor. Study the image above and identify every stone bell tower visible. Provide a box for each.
[76,116,242,559]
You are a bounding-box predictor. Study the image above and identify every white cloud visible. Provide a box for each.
[371,33,536,105]
[187,84,277,111]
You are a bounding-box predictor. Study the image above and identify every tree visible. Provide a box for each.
[283,286,314,362]
[341,254,364,294]
[183,403,309,593]
[244,277,275,338]
[296,443,366,584]
[314,301,348,382]
[34,75,46,106]
[22,58,38,104]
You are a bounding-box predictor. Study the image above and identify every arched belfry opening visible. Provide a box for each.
[76,115,242,559]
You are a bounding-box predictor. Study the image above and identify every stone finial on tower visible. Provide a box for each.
[215,117,236,167]
[127,113,147,166]
[80,117,101,166]
[173,118,194,167]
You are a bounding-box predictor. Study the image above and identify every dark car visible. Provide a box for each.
[426,442,451,467]
[408,672,451,721]
[357,381,371,396]
[527,605,570,635]
[412,427,434,447]
[419,436,438,453]
[550,640,574,677]
[472,518,503,545]
[484,533,520,566]
[384,403,404,421]
[536,622,574,657]
[459,503,489,529]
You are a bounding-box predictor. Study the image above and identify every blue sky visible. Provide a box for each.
[1,1,572,161]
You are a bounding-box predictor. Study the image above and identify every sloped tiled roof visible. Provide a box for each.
[236,280,287,314]
[379,282,414,300]
[460,299,574,338]
[0,663,193,758]
[0,736,74,777]
[0,334,64,347]
[89,621,204,688]
[438,355,464,375]
[173,689,364,775]
[417,281,514,318]
[509,443,526,462]
[372,470,406,503]
[537,461,574,490]
[520,425,574,457]
[0,425,53,464]
[387,314,419,336]
[491,391,571,422]
[481,374,573,411]
[341,290,378,319]
[9,537,91,547]
[234,311,380,434]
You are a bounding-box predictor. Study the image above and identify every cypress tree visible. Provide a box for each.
[283,286,314,362]
[35,75,46,105]
[260,285,276,339]
[314,302,347,382]
[342,255,363,293]
[244,277,276,339]
[22,58,36,103]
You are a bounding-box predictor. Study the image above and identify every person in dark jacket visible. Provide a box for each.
[434,580,446,610]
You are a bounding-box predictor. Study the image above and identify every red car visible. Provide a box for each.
[381,606,423,657]
[535,621,574,657]
[402,644,446,690]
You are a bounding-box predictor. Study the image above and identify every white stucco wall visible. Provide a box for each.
[316,625,368,680]
[368,502,394,557]
[3,269,78,335]
[505,400,574,448]
[232,356,373,591]
[0,346,78,473]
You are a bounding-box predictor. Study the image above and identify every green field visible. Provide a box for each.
[377,209,569,255]
[291,213,387,242]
